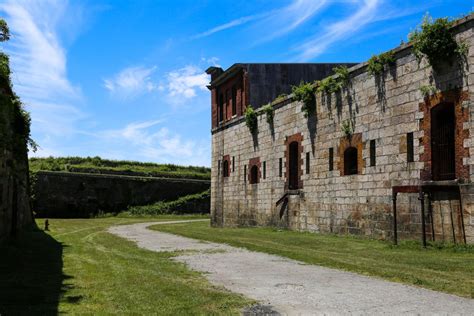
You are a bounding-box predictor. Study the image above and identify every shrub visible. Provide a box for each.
[292,81,315,117]
[367,51,395,76]
[419,85,437,98]
[409,14,461,67]
[341,119,354,137]
[262,103,274,125]
[245,105,258,133]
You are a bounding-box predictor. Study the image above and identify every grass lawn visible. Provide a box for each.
[0,216,252,315]
[150,221,474,298]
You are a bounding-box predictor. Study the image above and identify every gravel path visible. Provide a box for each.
[109,221,474,315]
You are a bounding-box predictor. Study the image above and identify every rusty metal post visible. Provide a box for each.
[419,191,427,248]
[392,192,398,245]
[427,193,435,241]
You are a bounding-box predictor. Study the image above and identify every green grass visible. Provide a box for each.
[29,156,211,180]
[0,216,252,315]
[150,221,474,298]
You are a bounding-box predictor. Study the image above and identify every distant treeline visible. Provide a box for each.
[29,156,211,180]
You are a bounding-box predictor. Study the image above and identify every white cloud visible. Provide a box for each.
[0,0,85,149]
[166,65,209,99]
[192,14,264,39]
[100,119,209,165]
[104,65,157,99]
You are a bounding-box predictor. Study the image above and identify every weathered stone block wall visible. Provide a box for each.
[211,16,474,243]
[34,171,210,218]
[0,95,32,241]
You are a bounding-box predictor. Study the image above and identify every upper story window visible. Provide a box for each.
[232,86,237,116]
[218,93,224,123]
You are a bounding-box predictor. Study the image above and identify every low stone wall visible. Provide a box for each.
[33,171,210,218]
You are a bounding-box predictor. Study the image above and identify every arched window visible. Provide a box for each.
[250,165,259,184]
[344,147,358,175]
[223,160,229,177]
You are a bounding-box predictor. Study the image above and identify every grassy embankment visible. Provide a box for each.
[29,156,211,180]
[0,216,252,315]
[151,221,474,298]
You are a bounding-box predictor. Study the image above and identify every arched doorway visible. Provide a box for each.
[344,147,358,175]
[431,102,455,180]
[250,165,259,184]
[289,141,300,189]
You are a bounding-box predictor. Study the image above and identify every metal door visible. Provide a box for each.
[431,103,455,180]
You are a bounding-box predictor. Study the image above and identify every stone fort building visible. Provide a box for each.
[208,15,474,244]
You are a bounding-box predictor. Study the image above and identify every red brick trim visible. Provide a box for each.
[284,133,304,190]
[419,89,469,181]
[338,133,364,176]
[248,157,261,184]
[222,155,231,178]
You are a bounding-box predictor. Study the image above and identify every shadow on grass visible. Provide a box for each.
[0,227,76,315]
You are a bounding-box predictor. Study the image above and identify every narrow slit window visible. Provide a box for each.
[263,161,266,179]
[329,148,334,171]
[244,165,247,183]
[232,86,237,116]
[279,158,283,177]
[370,139,376,166]
[232,156,235,172]
[218,160,221,175]
[407,132,414,162]
[306,152,310,174]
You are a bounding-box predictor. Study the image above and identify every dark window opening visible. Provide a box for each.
[306,152,310,174]
[250,165,259,184]
[407,132,414,162]
[232,156,235,172]
[218,94,224,122]
[279,158,283,177]
[244,165,247,183]
[431,103,455,180]
[263,161,266,179]
[232,86,237,116]
[223,160,229,177]
[218,160,221,175]
[370,139,376,166]
[289,141,300,189]
[329,148,334,171]
[344,147,358,175]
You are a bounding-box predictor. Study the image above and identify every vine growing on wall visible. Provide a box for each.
[317,66,350,94]
[0,19,36,152]
[245,105,258,134]
[409,14,466,68]
[262,103,274,125]
[340,119,354,137]
[367,51,395,76]
[419,85,437,98]
[292,81,315,117]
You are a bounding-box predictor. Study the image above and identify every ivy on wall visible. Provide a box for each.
[0,19,36,152]
[262,103,274,125]
[291,81,316,117]
[409,14,465,68]
[245,105,258,134]
[367,52,395,76]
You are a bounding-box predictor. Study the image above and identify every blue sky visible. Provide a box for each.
[0,0,472,167]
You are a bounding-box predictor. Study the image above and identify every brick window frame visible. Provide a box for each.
[338,133,364,176]
[222,155,231,178]
[419,89,469,181]
[284,133,304,190]
[248,157,261,184]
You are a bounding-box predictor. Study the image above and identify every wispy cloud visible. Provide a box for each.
[104,65,157,99]
[100,119,209,165]
[166,65,208,99]
[0,0,85,154]
[192,14,264,39]
[295,0,381,61]
[192,0,327,43]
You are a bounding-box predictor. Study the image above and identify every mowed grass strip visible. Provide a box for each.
[150,221,474,298]
[0,216,252,315]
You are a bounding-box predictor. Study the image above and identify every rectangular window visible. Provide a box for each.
[232,86,237,116]
[306,152,310,174]
[244,165,247,183]
[232,156,235,172]
[279,158,283,177]
[263,161,266,179]
[370,139,376,166]
[407,132,414,162]
[329,148,334,171]
[218,160,221,175]
[218,94,224,122]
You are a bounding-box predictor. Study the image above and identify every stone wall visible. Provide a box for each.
[0,89,32,241]
[211,16,474,243]
[34,171,210,218]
